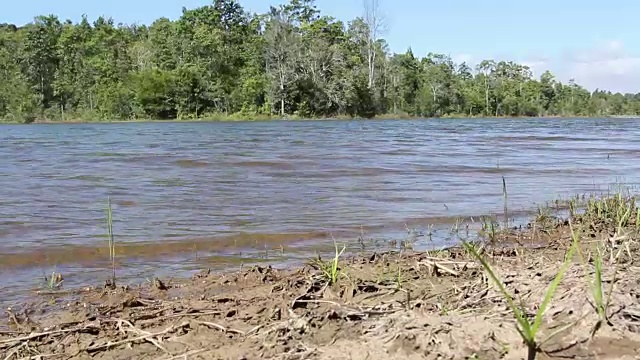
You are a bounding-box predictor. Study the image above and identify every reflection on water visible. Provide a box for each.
[1,118,639,303]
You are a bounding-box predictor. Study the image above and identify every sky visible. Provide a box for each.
[4,0,640,93]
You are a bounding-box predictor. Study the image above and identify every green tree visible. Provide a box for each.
[2,0,640,122]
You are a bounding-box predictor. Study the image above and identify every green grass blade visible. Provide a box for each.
[107,197,116,286]
[502,176,508,228]
[531,221,579,335]
[574,226,607,323]
[332,242,339,284]
[325,240,346,285]
[462,241,533,343]
[593,244,605,319]
[107,197,113,254]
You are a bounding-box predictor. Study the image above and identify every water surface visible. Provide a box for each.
[1,118,638,303]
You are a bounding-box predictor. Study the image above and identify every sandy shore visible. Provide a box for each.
[2,194,640,359]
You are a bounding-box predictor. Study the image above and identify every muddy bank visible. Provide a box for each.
[3,196,640,359]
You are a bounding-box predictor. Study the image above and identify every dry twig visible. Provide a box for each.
[84,321,188,353]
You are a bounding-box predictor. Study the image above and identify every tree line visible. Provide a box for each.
[1,0,640,123]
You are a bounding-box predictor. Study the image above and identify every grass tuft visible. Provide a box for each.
[43,270,64,290]
[311,239,346,285]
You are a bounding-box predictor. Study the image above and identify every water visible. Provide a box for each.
[1,118,639,304]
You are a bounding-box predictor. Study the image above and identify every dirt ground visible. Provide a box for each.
[3,204,640,359]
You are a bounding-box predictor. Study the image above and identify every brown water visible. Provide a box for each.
[1,118,639,304]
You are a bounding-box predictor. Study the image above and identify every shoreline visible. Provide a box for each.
[1,114,637,125]
[0,207,550,307]
[2,193,640,359]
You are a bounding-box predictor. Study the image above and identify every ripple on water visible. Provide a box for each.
[1,118,640,305]
[152,178,188,187]
[174,159,210,168]
[227,160,299,171]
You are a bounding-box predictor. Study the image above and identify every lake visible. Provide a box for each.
[1,118,639,304]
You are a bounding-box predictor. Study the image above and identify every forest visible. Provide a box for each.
[1,0,640,123]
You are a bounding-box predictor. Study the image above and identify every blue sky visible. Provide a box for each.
[4,0,640,93]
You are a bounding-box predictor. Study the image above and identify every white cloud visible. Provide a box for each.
[450,40,640,93]
[561,40,640,93]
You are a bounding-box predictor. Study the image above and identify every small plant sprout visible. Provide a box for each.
[450,218,462,235]
[569,198,576,218]
[480,217,498,244]
[502,176,509,228]
[107,197,116,288]
[395,265,405,290]
[311,239,346,285]
[43,270,64,290]
[462,231,578,360]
